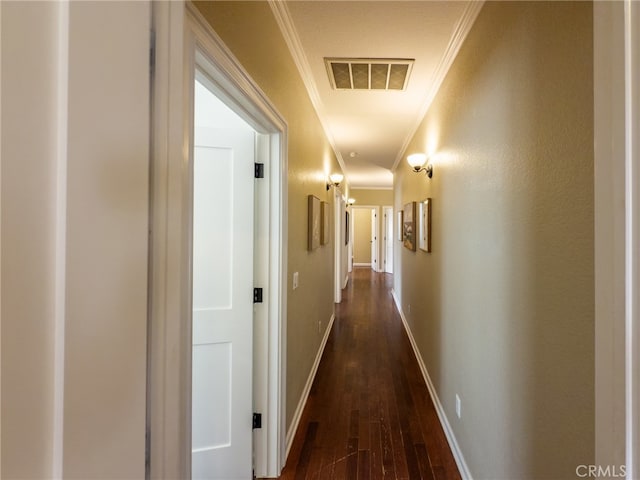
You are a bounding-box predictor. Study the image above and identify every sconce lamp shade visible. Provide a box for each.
[407,153,428,170]
[329,173,344,185]
[347,198,355,205]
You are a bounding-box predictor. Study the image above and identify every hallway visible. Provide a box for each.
[279,268,461,480]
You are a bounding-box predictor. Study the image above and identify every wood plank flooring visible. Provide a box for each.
[275,268,461,480]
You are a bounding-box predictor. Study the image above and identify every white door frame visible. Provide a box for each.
[382,206,393,274]
[148,2,288,478]
[334,191,346,303]
[594,1,639,477]
[350,205,380,270]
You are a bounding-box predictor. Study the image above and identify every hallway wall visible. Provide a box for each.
[194,1,343,431]
[394,2,594,479]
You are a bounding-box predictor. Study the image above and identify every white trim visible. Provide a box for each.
[149,2,288,477]
[285,313,335,458]
[594,1,627,471]
[268,0,347,177]
[53,1,69,476]
[334,192,345,303]
[382,206,394,274]
[391,290,473,480]
[625,0,640,476]
[353,263,372,267]
[391,1,484,172]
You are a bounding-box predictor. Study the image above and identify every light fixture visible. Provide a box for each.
[326,173,344,191]
[347,198,355,206]
[407,153,433,178]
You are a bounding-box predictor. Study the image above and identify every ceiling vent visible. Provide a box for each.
[325,58,414,91]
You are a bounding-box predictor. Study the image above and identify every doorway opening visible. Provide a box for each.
[148,3,288,478]
[190,76,258,478]
[350,206,381,272]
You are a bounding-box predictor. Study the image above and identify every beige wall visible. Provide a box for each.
[350,188,393,206]
[394,2,594,479]
[350,189,393,270]
[352,208,372,265]
[195,1,343,430]
[2,4,58,476]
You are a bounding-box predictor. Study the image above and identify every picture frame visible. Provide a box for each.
[403,201,416,251]
[397,211,403,241]
[321,201,330,245]
[418,198,432,252]
[308,195,321,251]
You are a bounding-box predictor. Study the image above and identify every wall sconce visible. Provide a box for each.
[326,173,344,191]
[407,153,433,178]
[347,198,355,206]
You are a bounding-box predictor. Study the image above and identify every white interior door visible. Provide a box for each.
[384,207,393,273]
[191,117,255,477]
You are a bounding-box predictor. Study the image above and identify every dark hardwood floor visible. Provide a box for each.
[275,267,461,480]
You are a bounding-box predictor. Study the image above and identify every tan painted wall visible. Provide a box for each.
[352,208,372,265]
[350,189,393,269]
[394,2,594,478]
[2,4,58,476]
[194,1,343,430]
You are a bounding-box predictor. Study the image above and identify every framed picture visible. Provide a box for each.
[403,201,416,251]
[345,211,349,245]
[321,201,330,245]
[308,195,321,251]
[418,198,432,252]
[397,211,403,241]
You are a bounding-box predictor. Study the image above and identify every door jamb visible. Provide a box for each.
[334,191,345,303]
[382,206,393,274]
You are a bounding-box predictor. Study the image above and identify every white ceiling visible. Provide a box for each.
[271,1,483,189]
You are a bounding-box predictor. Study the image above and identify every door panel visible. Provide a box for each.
[191,121,255,479]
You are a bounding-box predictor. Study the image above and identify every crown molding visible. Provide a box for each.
[268,0,347,176]
[392,0,485,172]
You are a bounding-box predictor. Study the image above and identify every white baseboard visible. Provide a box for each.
[284,312,336,459]
[353,262,371,267]
[390,290,473,480]
[343,275,348,289]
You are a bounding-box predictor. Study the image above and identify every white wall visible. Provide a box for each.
[1,2,150,478]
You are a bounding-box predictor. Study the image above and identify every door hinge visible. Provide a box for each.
[253,288,263,303]
[254,163,264,178]
[253,413,262,429]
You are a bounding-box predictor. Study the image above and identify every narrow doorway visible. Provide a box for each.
[350,206,380,271]
[149,5,287,478]
[191,77,257,478]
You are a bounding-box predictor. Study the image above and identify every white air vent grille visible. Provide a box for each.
[325,58,414,91]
